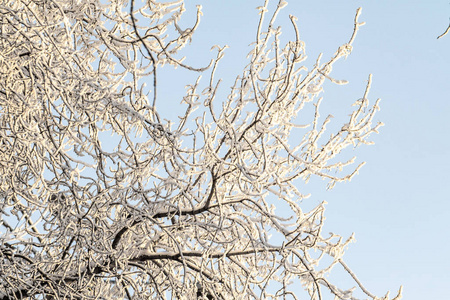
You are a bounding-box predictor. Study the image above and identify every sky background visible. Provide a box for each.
[156,1,450,299]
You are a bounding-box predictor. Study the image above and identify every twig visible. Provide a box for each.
[437,19,450,39]
[338,258,376,299]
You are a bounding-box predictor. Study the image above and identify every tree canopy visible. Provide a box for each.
[0,0,401,299]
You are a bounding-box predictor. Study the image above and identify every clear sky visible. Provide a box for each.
[156,1,450,299]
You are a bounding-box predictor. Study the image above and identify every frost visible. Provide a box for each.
[0,1,398,299]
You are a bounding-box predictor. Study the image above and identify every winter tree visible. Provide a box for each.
[0,0,401,299]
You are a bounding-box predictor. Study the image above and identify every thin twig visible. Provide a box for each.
[339,258,376,299]
[437,20,450,39]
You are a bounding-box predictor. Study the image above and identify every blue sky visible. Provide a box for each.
[157,1,450,299]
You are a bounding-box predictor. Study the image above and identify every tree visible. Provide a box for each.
[0,0,401,299]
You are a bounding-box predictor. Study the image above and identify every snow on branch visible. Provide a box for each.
[0,1,399,299]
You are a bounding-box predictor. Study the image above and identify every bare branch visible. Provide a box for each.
[437,19,450,39]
